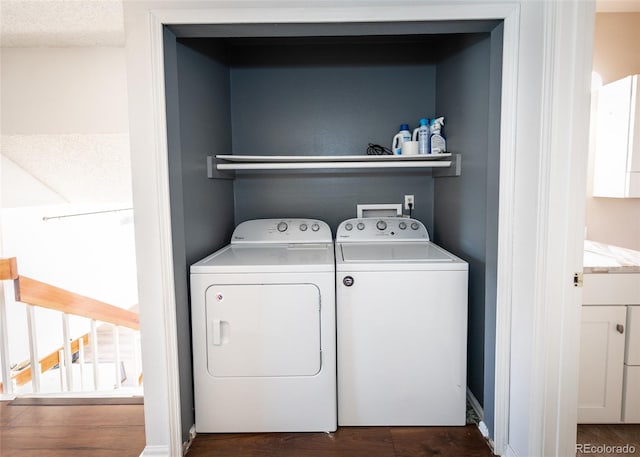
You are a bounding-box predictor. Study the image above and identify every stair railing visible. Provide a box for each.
[0,257,141,395]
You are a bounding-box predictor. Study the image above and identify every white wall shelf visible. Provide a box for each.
[207,153,461,179]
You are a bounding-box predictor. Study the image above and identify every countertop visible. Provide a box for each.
[584,240,640,273]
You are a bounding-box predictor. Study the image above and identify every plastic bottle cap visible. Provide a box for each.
[419,118,428,126]
[400,124,410,130]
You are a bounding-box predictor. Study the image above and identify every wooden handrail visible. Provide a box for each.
[0,258,141,393]
[0,257,18,280]
[12,334,90,386]
[16,276,139,330]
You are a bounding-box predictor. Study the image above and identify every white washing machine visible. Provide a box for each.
[190,218,336,433]
[335,216,468,426]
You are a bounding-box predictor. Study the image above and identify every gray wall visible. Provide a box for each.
[164,32,236,442]
[167,28,501,439]
[229,43,437,230]
[433,29,500,435]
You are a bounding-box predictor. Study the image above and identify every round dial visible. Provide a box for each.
[356,222,365,230]
[398,221,407,230]
[345,223,353,231]
[376,220,387,231]
[299,223,308,231]
[311,223,320,232]
[411,222,420,230]
[277,222,288,232]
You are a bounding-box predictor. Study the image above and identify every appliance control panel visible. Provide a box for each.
[336,217,429,242]
[231,218,332,244]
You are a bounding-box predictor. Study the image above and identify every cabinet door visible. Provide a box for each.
[578,305,627,423]
[593,74,640,198]
[623,366,640,423]
[626,306,640,365]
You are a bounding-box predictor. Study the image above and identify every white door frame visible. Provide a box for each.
[131,2,593,456]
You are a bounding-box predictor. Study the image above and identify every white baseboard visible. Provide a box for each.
[139,445,170,457]
[504,444,519,457]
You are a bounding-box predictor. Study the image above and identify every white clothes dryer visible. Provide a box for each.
[335,217,468,426]
[190,219,336,433]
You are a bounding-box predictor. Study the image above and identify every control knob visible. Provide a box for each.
[277,222,288,232]
[357,222,365,230]
[399,221,407,230]
[411,222,420,230]
[345,223,353,231]
[376,220,387,231]
[311,223,320,232]
[299,223,308,231]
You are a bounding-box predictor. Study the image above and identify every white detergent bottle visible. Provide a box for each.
[391,124,412,155]
[429,117,447,154]
[412,118,430,154]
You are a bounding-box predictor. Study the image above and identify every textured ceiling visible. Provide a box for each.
[0,0,125,47]
[1,0,638,49]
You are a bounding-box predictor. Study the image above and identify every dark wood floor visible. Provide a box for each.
[577,424,640,457]
[188,425,494,457]
[3,398,638,457]
[0,398,145,457]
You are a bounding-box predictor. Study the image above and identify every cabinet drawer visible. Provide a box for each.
[623,366,640,423]
[627,306,640,365]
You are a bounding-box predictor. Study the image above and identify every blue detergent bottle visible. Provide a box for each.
[412,118,430,154]
[391,124,412,155]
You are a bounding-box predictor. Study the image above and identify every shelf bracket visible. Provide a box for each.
[207,156,235,180]
[431,153,461,178]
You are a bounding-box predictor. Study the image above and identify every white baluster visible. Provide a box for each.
[91,320,99,390]
[0,281,13,395]
[78,336,85,390]
[113,325,121,389]
[58,349,65,391]
[62,313,73,391]
[26,305,41,393]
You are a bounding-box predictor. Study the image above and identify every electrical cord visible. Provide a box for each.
[366,143,393,155]
[408,202,413,218]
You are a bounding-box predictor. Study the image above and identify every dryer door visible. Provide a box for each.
[205,283,321,377]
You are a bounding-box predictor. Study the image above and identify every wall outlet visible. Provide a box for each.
[404,195,415,210]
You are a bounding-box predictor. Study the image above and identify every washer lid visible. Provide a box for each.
[338,242,459,263]
[191,243,335,273]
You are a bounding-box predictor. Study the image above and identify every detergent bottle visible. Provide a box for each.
[429,117,447,154]
[391,124,412,155]
[412,118,430,154]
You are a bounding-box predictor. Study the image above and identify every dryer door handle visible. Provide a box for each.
[212,319,222,345]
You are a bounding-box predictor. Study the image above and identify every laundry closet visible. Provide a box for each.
[161,20,503,438]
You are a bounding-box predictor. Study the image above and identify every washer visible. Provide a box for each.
[335,216,468,426]
[190,218,336,433]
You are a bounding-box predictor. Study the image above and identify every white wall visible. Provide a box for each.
[0,9,137,394]
[1,47,132,204]
[586,13,640,250]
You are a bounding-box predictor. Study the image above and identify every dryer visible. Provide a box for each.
[190,218,336,433]
[335,216,468,426]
